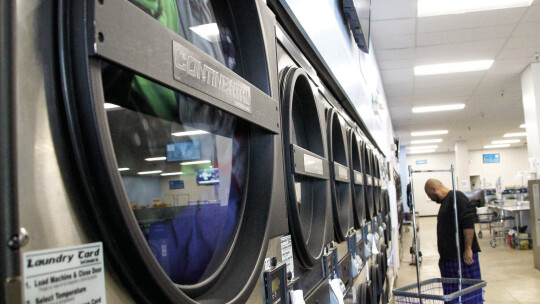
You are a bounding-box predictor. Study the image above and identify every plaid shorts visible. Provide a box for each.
[438,253,483,304]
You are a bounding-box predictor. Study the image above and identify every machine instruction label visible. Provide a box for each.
[280,235,295,279]
[23,242,106,304]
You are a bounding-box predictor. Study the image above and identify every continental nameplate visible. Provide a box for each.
[172,40,252,113]
[23,242,106,304]
[304,154,324,176]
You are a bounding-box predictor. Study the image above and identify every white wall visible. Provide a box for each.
[468,148,530,188]
[405,147,529,216]
[406,153,455,216]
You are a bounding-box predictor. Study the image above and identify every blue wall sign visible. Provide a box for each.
[169,180,185,190]
[416,160,427,165]
[483,153,500,164]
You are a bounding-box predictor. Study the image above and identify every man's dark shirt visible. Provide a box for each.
[437,190,481,261]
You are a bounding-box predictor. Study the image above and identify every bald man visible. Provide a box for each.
[425,179,482,303]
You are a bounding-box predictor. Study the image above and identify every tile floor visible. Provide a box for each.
[392,217,540,304]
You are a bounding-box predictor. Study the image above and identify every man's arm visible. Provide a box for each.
[463,228,475,265]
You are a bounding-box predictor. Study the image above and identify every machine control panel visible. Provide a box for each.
[322,247,338,279]
[263,260,287,304]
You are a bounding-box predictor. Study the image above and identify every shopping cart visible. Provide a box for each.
[394,278,486,304]
[393,165,487,304]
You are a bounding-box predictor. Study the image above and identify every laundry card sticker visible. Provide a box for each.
[281,235,295,279]
[23,242,106,304]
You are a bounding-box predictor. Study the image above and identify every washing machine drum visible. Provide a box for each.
[371,155,381,215]
[362,144,375,221]
[370,263,383,298]
[349,131,366,229]
[281,67,330,268]
[357,282,369,304]
[60,1,279,302]
[326,108,353,242]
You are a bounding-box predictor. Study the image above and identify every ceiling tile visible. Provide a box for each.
[381,68,414,85]
[377,59,415,70]
[505,34,540,49]
[371,0,417,20]
[371,19,416,37]
[417,8,527,33]
[416,25,513,47]
[375,48,415,62]
[522,5,540,22]
[414,39,506,64]
[372,34,415,50]
[512,21,540,36]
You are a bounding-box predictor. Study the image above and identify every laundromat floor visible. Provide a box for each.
[393,217,540,304]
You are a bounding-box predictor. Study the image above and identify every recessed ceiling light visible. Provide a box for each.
[118,168,130,171]
[137,170,163,175]
[411,130,448,137]
[189,23,220,42]
[418,0,534,17]
[412,104,465,113]
[414,60,494,76]
[160,172,184,176]
[491,139,520,144]
[408,149,436,154]
[409,145,438,150]
[484,144,510,149]
[104,103,120,109]
[520,124,526,128]
[411,139,443,144]
[171,130,210,137]
[181,160,211,165]
[145,156,167,161]
[503,132,526,137]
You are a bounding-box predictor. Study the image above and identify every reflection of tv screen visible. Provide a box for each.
[196,168,220,185]
[166,141,201,162]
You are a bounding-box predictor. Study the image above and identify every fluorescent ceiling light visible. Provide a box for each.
[137,170,163,175]
[520,124,526,128]
[409,145,438,150]
[118,168,130,171]
[411,130,448,137]
[414,60,493,76]
[189,23,220,42]
[491,139,520,144]
[104,103,120,109]
[145,156,167,161]
[171,130,209,137]
[408,149,436,154]
[484,144,510,149]
[411,139,443,144]
[418,0,533,17]
[160,172,184,176]
[503,132,526,137]
[412,104,465,113]
[181,160,211,165]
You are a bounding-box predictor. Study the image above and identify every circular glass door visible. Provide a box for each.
[281,67,330,269]
[349,131,366,229]
[60,0,277,302]
[326,108,352,243]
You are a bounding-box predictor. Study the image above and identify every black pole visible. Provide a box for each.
[1,0,21,303]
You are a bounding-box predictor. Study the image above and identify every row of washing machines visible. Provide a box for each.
[4,0,394,303]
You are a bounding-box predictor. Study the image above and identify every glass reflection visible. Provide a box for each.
[100,0,247,285]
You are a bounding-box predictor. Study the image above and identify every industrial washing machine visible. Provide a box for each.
[3,0,291,303]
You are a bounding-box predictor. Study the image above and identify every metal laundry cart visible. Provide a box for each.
[393,165,486,303]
